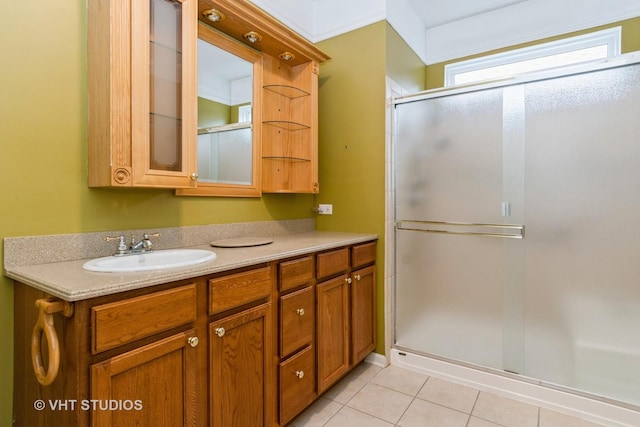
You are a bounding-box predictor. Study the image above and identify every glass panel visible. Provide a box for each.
[395,88,505,224]
[197,38,254,185]
[395,229,505,369]
[394,87,525,371]
[523,63,640,406]
[197,126,253,184]
[149,0,182,171]
[453,45,609,85]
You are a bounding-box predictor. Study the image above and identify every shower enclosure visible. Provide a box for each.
[393,54,640,409]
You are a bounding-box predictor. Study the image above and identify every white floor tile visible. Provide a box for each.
[324,406,393,427]
[467,416,505,427]
[346,382,414,424]
[289,397,343,427]
[417,376,479,413]
[323,376,367,405]
[347,361,382,382]
[539,408,608,427]
[397,399,469,427]
[472,392,539,427]
[370,365,429,396]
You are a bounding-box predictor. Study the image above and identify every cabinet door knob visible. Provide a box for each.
[345,277,352,284]
[190,172,199,181]
[296,308,305,316]
[215,327,226,337]
[295,370,305,379]
[187,336,199,347]
[354,274,361,281]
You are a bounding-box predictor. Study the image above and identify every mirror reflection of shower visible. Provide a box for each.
[197,39,253,184]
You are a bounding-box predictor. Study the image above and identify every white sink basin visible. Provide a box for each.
[83,249,217,272]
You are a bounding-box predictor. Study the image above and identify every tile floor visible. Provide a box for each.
[289,363,607,427]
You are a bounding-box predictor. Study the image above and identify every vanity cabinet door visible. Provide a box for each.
[279,286,314,358]
[91,330,198,427]
[209,303,272,427]
[351,265,376,365]
[316,274,350,393]
[279,345,316,425]
[88,0,198,188]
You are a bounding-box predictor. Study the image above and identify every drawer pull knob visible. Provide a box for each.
[354,274,361,281]
[295,370,305,379]
[188,336,199,347]
[31,298,74,386]
[215,327,226,337]
[296,308,305,316]
[345,277,352,284]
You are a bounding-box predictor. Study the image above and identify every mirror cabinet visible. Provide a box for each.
[88,0,330,196]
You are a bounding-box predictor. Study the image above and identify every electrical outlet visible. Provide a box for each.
[317,204,333,215]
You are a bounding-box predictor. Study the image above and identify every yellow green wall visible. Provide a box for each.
[386,24,427,94]
[198,97,231,127]
[426,16,640,89]
[316,22,387,355]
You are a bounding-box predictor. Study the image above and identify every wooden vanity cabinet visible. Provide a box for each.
[13,240,376,427]
[88,0,198,188]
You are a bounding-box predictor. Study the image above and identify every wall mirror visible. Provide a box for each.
[177,22,262,197]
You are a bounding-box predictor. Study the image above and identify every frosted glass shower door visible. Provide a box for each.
[394,86,525,372]
[523,63,640,406]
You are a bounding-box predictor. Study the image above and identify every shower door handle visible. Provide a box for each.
[396,220,524,239]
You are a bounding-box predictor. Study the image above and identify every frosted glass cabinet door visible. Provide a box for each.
[131,0,197,187]
[523,63,640,406]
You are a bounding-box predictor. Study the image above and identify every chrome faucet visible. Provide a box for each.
[105,233,160,256]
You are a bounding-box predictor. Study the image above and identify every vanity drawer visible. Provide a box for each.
[209,266,271,315]
[351,242,376,268]
[279,345,316,426]
[280,286,314,357]
[91,284,196,354]
[316,247,349,280]
[279,256,314,292]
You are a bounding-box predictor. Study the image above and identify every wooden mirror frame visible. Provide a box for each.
[177,22,263,197]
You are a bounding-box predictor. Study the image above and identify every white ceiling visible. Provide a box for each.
[405,0,529,28]
[245,0,640,64]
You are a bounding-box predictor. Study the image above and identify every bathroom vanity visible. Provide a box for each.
[7,227,376,426]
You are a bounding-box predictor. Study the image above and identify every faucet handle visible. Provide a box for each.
[140,232,160,251]
[104,235,128,255]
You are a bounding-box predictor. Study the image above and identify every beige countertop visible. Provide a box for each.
[5,231,377,301]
